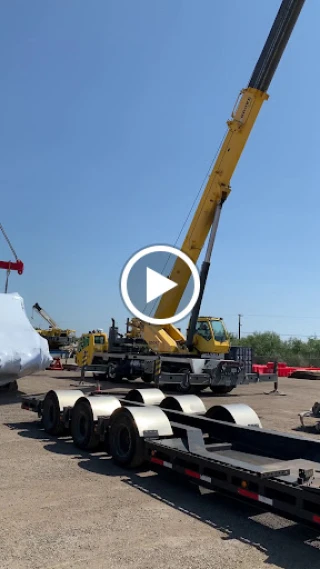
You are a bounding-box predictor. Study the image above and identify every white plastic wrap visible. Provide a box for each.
[0,292,52,386]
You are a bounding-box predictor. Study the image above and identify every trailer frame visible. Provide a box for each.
[21,387,320,529]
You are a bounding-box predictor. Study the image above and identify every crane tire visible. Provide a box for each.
[210,386,234,395]
[106,362,122,382]
[71,399,100,451]
[109,408,145,468]
[141,373,153,383]
[42,391,65,436]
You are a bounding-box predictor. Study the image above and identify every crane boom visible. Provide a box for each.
[32,303,58,329]
[155,0,305,321]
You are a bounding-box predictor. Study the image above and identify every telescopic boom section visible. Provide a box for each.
[154,0,305,320]
[32,303,58,329]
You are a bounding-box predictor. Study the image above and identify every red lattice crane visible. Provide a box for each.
[0,222,24,292]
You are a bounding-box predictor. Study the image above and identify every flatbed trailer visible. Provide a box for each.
[21,387,320,529]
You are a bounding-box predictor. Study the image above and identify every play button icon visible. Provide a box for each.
[146,267,177,304]
[120,245,200,325]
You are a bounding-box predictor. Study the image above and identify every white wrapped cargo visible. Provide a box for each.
[0,292,52,387]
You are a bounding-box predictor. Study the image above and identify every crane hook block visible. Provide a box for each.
[0,260,24,275]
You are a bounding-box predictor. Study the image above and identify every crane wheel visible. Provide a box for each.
[106,362,121,383]
[109,408,145,468]
[42,391,65,436]
[210,386,234,395]
[141,373,153,383]
[71,399,100,451]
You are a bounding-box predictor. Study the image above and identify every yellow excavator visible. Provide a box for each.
[76,0,304,393]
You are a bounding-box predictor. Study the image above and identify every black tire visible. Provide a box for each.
[210,385,234,395]
[109,408,145,468]
[42,391,65,436]
[193,386,206,393]
[71,399,100,450]
[290,370,320,380]
[141,373,153,384]
[106,362,121,382]
[0,380,18,392]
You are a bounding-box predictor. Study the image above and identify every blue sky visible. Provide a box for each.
[1,0,319,340]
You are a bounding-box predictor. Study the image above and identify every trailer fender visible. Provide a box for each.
[71,395,122,451]
[79,395,121,422]
[41,389,84,436]
[125,388,165,406]
[49,389,84,412]
[160,395,206,416]
[206,403,262,428]
[110,406,173,438]
[109,406,173,468]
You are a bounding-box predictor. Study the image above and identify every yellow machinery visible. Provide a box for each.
[142,0,297,354]
[32,302,76,351]
[76,329,108,367]
[75,316,230,368]
[76,0,304,392]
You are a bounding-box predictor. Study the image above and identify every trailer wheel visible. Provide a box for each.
[210,386,234,394]
[0,379,18,392]
[42,391,65,436]
[109,409,145,468]
[71,399,100,450]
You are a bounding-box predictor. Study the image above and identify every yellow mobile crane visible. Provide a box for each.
[76,0,304,393]
[32,302,76,351]
[144,0,304,354]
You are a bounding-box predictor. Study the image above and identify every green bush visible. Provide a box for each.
[230,332,320,367]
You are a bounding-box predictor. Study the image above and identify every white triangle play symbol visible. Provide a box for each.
[146,267,178,304]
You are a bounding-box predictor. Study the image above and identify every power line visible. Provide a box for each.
[224,313,320,320]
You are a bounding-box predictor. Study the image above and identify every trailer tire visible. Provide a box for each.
[210,386,234,394]
[0,379,18,392]
[109,409,145,468]
[71,399,100,450]
[42,391,65,436]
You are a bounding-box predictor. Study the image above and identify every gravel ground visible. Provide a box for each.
[1,370,320,569]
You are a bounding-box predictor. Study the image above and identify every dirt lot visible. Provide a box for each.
[1,371,320,569]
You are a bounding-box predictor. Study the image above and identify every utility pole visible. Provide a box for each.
[238,314,243,341]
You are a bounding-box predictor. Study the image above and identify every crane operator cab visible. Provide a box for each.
[75,330,108,367]
[191,317,230,355]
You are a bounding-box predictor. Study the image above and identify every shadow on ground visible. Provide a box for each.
[0,389,28,406]
[7,418,320,567]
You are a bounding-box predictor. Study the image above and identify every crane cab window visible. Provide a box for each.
[94,335,105,344]
[210,319,227,343]
[195,321,212,342]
